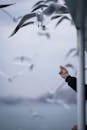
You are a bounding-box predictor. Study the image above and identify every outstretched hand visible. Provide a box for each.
[59,66,69,80]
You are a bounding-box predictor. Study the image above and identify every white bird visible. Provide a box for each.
[32,1,72,30]
[54,15,71,27]
[8,71,24,82]
[0,70,23,83]
[10,1,70,37]
[32,2,70,28]
[10,1,69,37]
[13,56,31,65]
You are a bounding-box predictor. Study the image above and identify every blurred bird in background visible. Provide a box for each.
[0,70,24,83]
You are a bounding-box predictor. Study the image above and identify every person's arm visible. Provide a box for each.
[59,66,87,100]
[65,75,87,99]
[65,75,77,91]
[59,66,77,91]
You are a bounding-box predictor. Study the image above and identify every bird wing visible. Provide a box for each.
[32,0,44,8]
[21,21,34,28]
[65,48,78,59]
[51,14,62,20]
[45,0,58,3]
[55,16,71,27]
[10,13,36,37]
[32,4,48,12]
[0,3,15,8]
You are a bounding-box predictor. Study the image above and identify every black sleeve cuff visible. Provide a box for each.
[65,75,77,91]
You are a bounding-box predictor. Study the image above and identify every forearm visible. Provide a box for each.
[65,76,87,100]
[65,75,77,91]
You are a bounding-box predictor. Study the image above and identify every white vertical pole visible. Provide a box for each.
[77,29,85,130]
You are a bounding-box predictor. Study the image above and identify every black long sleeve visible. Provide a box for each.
[65,75,87,100]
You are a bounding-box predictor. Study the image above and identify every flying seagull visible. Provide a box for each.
[0,70,23,83]
[0,3,15,8]
[13,56,31,65]
[10,1,69,37]
[55,15,71,27]
[10,12,45,37]
[32,0,45,8]
[32,1,70,27]
[8,71,24,82]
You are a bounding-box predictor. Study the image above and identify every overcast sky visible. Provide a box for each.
[0,0,81,99]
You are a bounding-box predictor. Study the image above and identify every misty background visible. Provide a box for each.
[0,0,87,112]
[1,0,87,130]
